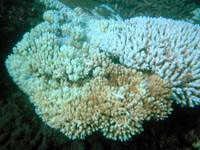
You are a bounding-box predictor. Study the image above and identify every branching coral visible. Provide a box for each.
[5,0,200,141]
[90,16,200,106]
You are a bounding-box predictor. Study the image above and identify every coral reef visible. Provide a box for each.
[5,8,173,140]
[5,0,200,142]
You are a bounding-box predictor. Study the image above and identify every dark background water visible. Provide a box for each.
[1,0,200,149]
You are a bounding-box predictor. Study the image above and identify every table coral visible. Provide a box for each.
[5,0,200,141]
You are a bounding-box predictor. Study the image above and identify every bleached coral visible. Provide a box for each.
[89,17,200,107]
[5,1,200,141]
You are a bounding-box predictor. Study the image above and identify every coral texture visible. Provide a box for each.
[5,0,200,141]
[89,17,200,107]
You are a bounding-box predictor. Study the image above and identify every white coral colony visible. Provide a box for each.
[5,0,200,141]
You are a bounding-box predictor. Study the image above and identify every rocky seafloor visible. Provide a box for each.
[1,0,200,149]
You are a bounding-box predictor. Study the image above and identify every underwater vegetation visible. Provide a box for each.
[4,0,200,142]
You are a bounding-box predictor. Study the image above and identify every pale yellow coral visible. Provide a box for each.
[29,54,173,141]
